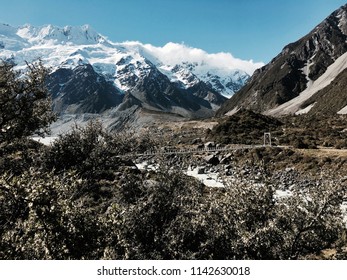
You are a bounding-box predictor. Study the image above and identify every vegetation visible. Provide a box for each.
[1,147,346,259]
[0,63,346,260]
[0,60,56,143]
[207,109,347,149]
[206,109,283,145]
[0,119,346,259]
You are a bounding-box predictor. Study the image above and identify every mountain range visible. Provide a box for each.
[217,3,347,117]
[2,3,347,133]
[0,23,257,132]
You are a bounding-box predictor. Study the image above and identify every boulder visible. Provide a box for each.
[191,138,202,145]
[197,167,205,174]
[204,155,220,165]
[204,142,215,149]
[195,144,205,149]
[220,153,232,164]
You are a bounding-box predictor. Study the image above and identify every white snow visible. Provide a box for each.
[225,106,240,116]
[266,51,347,116]
[274,189,292,199]
[295,102,316,115]
[342,201,347,227]
[16,24,107,45]
[0,23,28,50]
[337,104,347,114]
[300,57,315,88]
[32,136,58,146]
[186,167,225,188]
[135,161,159,171]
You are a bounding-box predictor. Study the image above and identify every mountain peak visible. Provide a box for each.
[16,24,107,45]
[0,23,260,99]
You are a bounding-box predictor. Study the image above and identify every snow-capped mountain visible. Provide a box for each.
[0,23,261,131]
[0,23,255,97]
[158,61,250,97]
[217,3,347,117]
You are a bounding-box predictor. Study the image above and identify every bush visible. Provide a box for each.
[42,121,134,180]
[335,139,347,149]
[1,117,346,260]
[0,160,345,260]
[0,169,113,259]
[0,138,43,174]
[42,121,159,180]
[117,166,206,259]
[110,164,347,260]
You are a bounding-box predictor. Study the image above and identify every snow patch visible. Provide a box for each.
[295,102,316,115]
[186,167,225,188]
[226,106,240,116]
[337,104,347,114]
[32,136,58,146]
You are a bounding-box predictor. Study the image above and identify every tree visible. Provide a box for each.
[0,60,56,143]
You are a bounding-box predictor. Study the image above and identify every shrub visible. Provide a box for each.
[0,169,112,259]
[42,121,134,180]
[110,164,347,260]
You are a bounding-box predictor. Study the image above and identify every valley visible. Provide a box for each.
[1,2,347,261]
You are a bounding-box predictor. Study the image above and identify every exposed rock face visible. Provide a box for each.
[217,4,347,116]
[47,64,123,114]
[127,61,224,117]
[46,60,226,124]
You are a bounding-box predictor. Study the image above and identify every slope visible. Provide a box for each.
[217,3,347,116]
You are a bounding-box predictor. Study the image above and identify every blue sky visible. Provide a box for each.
[1,0,346,63]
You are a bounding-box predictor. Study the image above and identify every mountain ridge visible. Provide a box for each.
[0,23,263,131]
[217,3,347,117]
[0,23,260,98]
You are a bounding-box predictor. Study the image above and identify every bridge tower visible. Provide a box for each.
[264,132,272,146]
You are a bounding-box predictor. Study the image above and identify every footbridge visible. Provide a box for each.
[132,144,272,157]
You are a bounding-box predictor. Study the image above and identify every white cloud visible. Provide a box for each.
[142,42,264,75]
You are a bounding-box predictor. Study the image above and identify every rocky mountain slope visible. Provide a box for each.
[0,23,258,131]
[217,4,347,117]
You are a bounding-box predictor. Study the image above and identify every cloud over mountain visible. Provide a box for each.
[142,42,264,76]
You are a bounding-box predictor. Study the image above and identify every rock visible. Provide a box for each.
[210,167,217,172]
[204,155,220,165]
[197,167,205,174]
[225,169,233,176]
[144,180,160,188]
[220,153,232,164]
[225,164,232,170]
[191,138,202,145]
[125,165,141,174]
[240,169,250,176]
[204,142,215,149]
[195,144,205,149]
[220,157,230,164]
